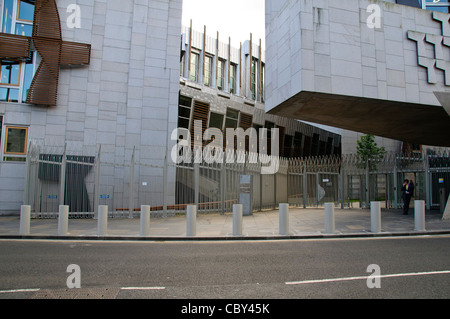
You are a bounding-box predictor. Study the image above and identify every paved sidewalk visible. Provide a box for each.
[1,207,449,240]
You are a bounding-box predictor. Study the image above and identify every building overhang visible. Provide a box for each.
[268,91,450,147]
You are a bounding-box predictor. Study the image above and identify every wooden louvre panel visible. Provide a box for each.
[27,37,62,105]
[27,60,59,106]
[33,0,62,40]
[191,101,210,148]
[0,34,31,59]
[60,41,91,66]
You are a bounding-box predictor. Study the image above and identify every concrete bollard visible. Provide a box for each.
[140,205,151,237]
[58,205,69,236]
[186,205,197,237]
[233,204,243,236]
[279,203,290,236]
[324,203,335,234]
[370,201,381,233]
[414,200,426,231]
[97,205,108,236]
[20,205,31,235]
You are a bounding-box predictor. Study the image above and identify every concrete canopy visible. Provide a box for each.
[264,0,450,148]
[268,91,450,147]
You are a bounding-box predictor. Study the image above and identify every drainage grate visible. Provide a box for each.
[31,287,120,299]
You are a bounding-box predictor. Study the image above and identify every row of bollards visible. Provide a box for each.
[19,201,428,237]
[323,200,426,234]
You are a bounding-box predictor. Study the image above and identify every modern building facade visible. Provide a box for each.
[0,0,341,214]
[178,23,342,159]
[265,0,450,147]
[0,0,183,214]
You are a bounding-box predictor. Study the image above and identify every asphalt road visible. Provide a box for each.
[0,236,449,303]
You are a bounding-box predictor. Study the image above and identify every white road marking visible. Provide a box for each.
[286,270,450,285]
[0,288,40,294]
[120,287,166,290]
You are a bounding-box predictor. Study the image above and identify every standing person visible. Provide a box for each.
[401,179,414,215]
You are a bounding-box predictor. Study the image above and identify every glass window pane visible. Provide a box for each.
[15,23,33,36]
[18,0,35,21]
[22,54,34,103]
[0,88,19,102]
[179,95,192,108]
[1,61,20,85]
[209,112,224,130]
[5,127,27,154]
[1,0,14,34]
[179,106,191,118]
[226,109,239,120]
[178,118,190,130]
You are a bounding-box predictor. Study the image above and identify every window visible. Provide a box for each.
[425,0,450,12]
[1,0,36,104]
[251,58,257,100]
[230,63,237,94]
[189,51,200,82]
[209,112,224,130]
[397,0,450,12]
[217,58,225,90]
[204,55,213,87]
[4,126,28,161]
[0,53,36,103]
[225,109,239,129]
[224,109,239,149]
[1,0,35,37]
[180,50,186,78]
[178,95,192,130]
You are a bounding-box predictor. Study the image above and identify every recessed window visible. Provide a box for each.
[230,63,237,94]
[217,59,225,90]
[4,126,28,161]
[204,55,213,87]
[178,95,192,130]
[209,112,224,130]
[1,61,21,86]
[189,51,200,82]
[1,0,35,37]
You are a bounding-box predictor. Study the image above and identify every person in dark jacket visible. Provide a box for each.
[401,179,415,215]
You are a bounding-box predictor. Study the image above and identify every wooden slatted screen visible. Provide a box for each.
[0,34,31,59]
[191,101,210,148]
[60,41,91,66]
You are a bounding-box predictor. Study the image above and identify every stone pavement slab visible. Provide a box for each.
[0,207,449,240]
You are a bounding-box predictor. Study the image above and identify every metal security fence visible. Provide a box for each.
[23,141,450,218]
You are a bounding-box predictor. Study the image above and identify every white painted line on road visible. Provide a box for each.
[286,270,450,285]
[121,287,166,291]
[0,288,40,294]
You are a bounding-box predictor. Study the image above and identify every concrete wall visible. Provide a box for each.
[0,0,182,214]
[265,0,450,112]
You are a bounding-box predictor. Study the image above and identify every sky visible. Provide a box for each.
[182,0,266,49]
